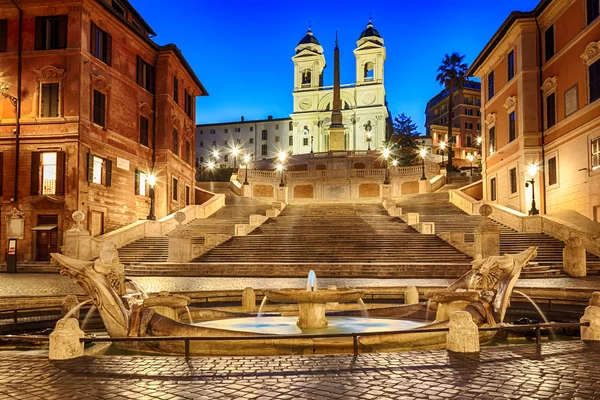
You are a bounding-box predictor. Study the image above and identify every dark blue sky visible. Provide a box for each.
[130,0,540,132]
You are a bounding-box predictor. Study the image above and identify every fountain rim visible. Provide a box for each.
[262,288,365,303]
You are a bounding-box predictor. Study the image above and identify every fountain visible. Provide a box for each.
[51,243,539,356]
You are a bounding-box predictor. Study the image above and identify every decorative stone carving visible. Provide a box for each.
[35,65,66,82]
[447,311,480,353]
[94,242,125,296]
[541,77,558,96]
[581,292,600,342]
[485,113,497,126]
[91,74,111,93]
[5,207,24,220]
[174,211,186,225]
[503,95,517,111]
[582,40,600,65]
[172,114,182,130]
[474,204,500,259]
[563,237,586,277]
[68,210,88,233]
[61,295,80,319]
[138,102,154,116]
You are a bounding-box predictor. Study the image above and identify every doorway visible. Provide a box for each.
[34,215,58,261]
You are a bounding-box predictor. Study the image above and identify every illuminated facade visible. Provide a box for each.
[0,0,206,262]
[469,0,600,220]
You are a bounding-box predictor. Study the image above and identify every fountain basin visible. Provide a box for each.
[263,288,365,328]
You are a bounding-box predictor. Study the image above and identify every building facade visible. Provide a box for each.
[290,22,389,154]
[425,81,482,165]
[469,0,600,220]
[0,0,206,262]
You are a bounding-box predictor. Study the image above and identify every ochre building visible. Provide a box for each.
[0,0,207,261]
[469,0,600,220]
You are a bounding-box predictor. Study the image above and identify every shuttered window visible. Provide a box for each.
[90,22,112,65]
[93,90,106,127]
[172,177,178,201]
[587,0,600,25]
[548,157,557,186]
[86,153,112,186]
[173,76,179,104]
[35,15,67,50]
[488,126,496,153]
[135,170,148,196]
[136,56,154,93]
[487,71,495,100]
[31,151,65,195]
[545,25,555,61]
[184,89,194,118]
[173,129,179,156]
[185,185,190,206]
[139,116,149,147]
[509,168,517,194]
[546,93,556,128]
[508,112,516,142]
[41,83,59,118]
[507,50,515,81]
[0,19,7,53]
[490,178,497,201]
[185,140,191,164]
[589,59,600,103]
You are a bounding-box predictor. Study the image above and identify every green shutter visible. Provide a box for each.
[87,153,94,182]
[55,151,65,195]
[105,159,112,187]
[31,152,40,195]
[134,169,140,195]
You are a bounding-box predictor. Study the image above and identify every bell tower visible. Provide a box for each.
[292,28,325,93]
[354,19,385,86]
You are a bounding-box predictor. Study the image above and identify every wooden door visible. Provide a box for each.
[36,229,58,261]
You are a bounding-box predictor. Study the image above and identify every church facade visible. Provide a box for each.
[290,21,388,154]
[196,21,389,166]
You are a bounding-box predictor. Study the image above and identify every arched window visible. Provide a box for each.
[364,62,374,81]
[344,101,350,110]
[261,144,268,156]
[301,69,312,85]
[288,121,293,131]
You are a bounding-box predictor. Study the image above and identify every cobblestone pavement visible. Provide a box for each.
[1,274,599,297]
[0,342,599,399]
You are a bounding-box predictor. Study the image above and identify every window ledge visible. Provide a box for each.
[36,117,67,123]
[88,182,107,190]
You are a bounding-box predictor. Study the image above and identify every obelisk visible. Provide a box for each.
[329,32,345,150]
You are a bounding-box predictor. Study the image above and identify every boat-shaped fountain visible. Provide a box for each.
[51,244,538,356]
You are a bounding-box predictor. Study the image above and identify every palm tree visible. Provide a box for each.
[436,52,468,178]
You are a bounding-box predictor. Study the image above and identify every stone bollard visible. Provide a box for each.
[563,237,586,277]
[61,295,80,319]
[581,291,600,342]
[49,318,85,360]
[242,287,256,312]
[474,204,500,258]
[404,286,419,304]
[447,311,480,353]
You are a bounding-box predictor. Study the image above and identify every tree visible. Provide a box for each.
[436,52,468,177]
[387,113,421,166]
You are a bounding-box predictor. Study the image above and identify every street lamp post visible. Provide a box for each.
[466,154,474,177]
[278,151,287,187]
[419,147,427,181]
[310,136,314,153]
[207,161,215,182]
[382,148,390,184]
[439,141,446,167]
[0,83,18,107]
[147,174,157,220]
[243,155,250,185]
[366,131,372,151]
[525,163,540,215]
[232,147,239,172]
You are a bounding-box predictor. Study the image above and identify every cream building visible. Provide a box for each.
[290,21,389,154]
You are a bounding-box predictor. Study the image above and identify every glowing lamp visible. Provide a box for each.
[243,154,251,164]
[419,148,427,159]
[528,163,538,177]
[278,151,286,163]
[276,163,283,172]
[391,159,398,167]
[207,161,215,170]
[232,147,239,157]
[382,148,390,160]
[439,141,446,150]
[147,174,157,188]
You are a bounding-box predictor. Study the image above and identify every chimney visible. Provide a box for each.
[241,116,245,122]
[268,115,273,120]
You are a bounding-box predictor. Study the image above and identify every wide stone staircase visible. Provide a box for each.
[393,188,600,276]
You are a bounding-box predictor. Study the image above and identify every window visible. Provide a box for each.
[465,108,473,116]
[488,71,495,100]
[86,153,112,186]
[477,110,481,116]
[548,157,557,185]
[592,136,600,169]
[301,68,312,85]
[224,155,229,162]
[509,168,517,194]
[185,140,191,164]
[545,25,555,61]
[262,130,268,140]
[184,89,194,118]
[0,153,3,194]
[112,0,127,17]
[261,144,267,156]
[488,126,496,154]
[275,136,280,143]
[546,93,556,128]
[199,130,203,135]
[589,58,600,103]
[237,139,241,144]
[212,141,216,146]
[477,123,481,131]
[173,129,179,156]
[303,138,309,146]
[35,15,67,50]
[249,138,254,144]
[41,83,59,118]
[172,177,178,201]
[199,141,204,147]
[173,76,178,104]
[490,177,497,201]
[185,185,191,206]
[250,126,254,132]
[466,136,472,147]
[289,121,293,131]
[0,19,7,53]
[588,0,600,25]
[93,90,106,127]
[136,56,154,93]
[139,116,149,146]
[275,124,279,130]
[508,112,516,142]
[224,128,228,133]
[31,151,65,196]
[210,129,216,134]
[364,62,374,81]
[289,136,293,146]
[234,128,241,133]
[507,50,515,81]
[90,23,112,65]
[135,170,148,196]
[224,140,228,146]
[465,122,473,129]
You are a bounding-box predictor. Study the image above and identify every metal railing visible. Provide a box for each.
[0,322,589,361]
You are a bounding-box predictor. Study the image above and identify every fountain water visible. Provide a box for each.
[81,305,97,330]
[63,299,92,320]
[307,270,317,291]
[185,306,194,324]
[257,297,269,318]
[357,298,369,318]
[513,290,550,324]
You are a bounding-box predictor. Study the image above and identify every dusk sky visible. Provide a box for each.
[130,0,540,132]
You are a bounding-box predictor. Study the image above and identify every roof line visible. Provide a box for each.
[161,44,208,96]
[197,117,291,127]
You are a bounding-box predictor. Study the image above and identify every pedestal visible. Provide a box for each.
[297,303,328,329]
[563,237,586,277]
[49,318,85,360]
[241,184,252,197]
[329,127,345,151]
[447,311,480,353]
[419,179,432,194]
[276,186,289,204]
[380,184,392,201]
